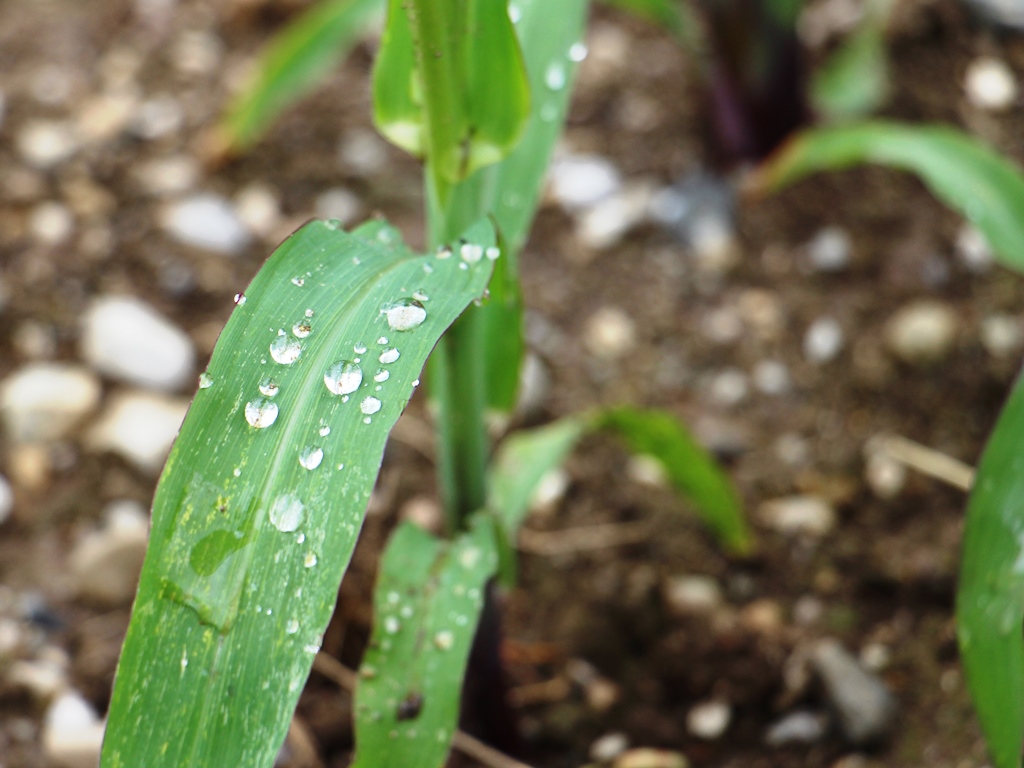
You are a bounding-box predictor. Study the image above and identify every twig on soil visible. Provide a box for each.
[312,653,536,768]
[517,520,652,555]
[879,435,975,492]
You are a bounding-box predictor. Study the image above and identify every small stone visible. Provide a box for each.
[811,638,896,745]
[965,56,1018,110]
[981,314,1024,358]
[626,454,667,487]
[741,599,783,633]
[171,30,223,75]
[549,154,621,210]
[16,121,78,168]
[765,710,828,746]
[28,202,74,246]
[584,307,636,360]
[701,306,743,344]
[956,225,993,273]
[515,352,551,420]
[8,659,67,702]
[0,617,22,658]
[807,226,852,272]
[42,691,105,768]
[133,155,199,196]
[162,193,251,254]
[686,700,731,739]
[664,575,723,615]
[759,495,837,537]
[337,128,389,175]
[399,495,443,534]
[30,65,74,105]
[315,187,362,225]
[753,360,790,395]
[77,91,137,142]
[864,450,906,500]
[793,595,825,626]
[68,500,149,605]
[884,300,958,365]
[0,474,13,525]
[0,364,101,443]
[804,316,844,363]
[81,295,195,391]
[708,368,748,406]
[132,94,183,139]
[859,642,891,672]
[613,748,689,768]
[577,183,652,249]
[774,433,809,466]
[590,732,629,762]
[86,390,189,474]
[234,183,281,238]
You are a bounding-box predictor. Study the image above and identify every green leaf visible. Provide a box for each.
[751,121,1024,273]
[374,0,530,181]
[101,219,495,768]
[481,227,523,415]
[221,0,382,151]
[957,376,1024,768]
[353,514,499,768]
[811,24,889,121]
[599,407,753,555]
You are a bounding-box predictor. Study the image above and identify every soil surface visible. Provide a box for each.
[0,1,1022,767]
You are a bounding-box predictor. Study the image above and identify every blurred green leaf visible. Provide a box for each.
[599,407,753,555]
[811,24,889,121]
[752,121,1024,273]
[221,0,382,151]
[481,228,524,415]
[101,218,495,768]
[372,0,424,155]
[353,514,498,768]
[957,376,1024,768]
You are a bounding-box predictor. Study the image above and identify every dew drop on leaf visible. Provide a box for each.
[485,246,500,261]
[360,396,382,415]
[269,493,304,532]
[324,360,363,395]
[412,289,429,302]
[258,376,279,397]
[292,321,312,338]
[568,41,588,62]
[233,292,246,305]
[270,332,302,364]
[374,369,390,383]
[291,276,305,287]
[245,398,279,428]
[459,243,484,263]
[354,343,367,354]
[286,618,299,634]
[433,630,454,650]
[379,348,400,364]
[298,446,324,471]
[198,372,213,389]
[384,616,401,634]
[304,552,318,568]
[384,298,427,331]
[545,61,566,90]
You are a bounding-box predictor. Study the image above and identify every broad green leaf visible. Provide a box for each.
[353,514,499,768]
[101,219,495,768]
[957,376,1024,768]
[374,0,530,182]
[481,227,523,415]
[221,0,382,151]
[751,121,1024,273]
[599,407,753,555]
[811,24,889,121]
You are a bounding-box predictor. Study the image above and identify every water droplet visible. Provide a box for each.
[299,446,324,470]
[460,242,484,263]
[291,276,305,287]
[324,360,363,395]
[540,102,558,122]
[304,644,320,654]
[292,321,312,338]
[568,41,588,62]
[245,398,279,428]
[258,376,279,397]
[379,348,400,364]
[399,604,413,619]
[233,292,247,305]
[545,61,566,90]
[361,396,382,415]
[198,372,214,389]
[384,616,401,634]
[485,246,500,260]
[354,343,367,354]
[436,245,453,259]
[423,263,434,274]
[460,547,481,568]
[319,424,331,437]
[377,336,389,345]
[270,332,302,364]
[180,648,189,674]
[269,493,304,532]
[363,417,371,424]
[286,618,299,634]
[233,467,241,477]
[387,591,400,604]
[304,552,318,568]
[341,395,349,403]
[384,298,427,331]
[508,3,522,23]
[459,262,468,271]
[352,256,361,266]
[336,463,345,470]
[434,631,454,650]
[412,289,429,302]
[374,369,390,383]
[305,308,314,318]
[325,218,342,230]
[296,533,305,543]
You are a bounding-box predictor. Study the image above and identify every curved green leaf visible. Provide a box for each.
[957,375,1024,768]
[811,24,889,121]
[101,219,495,768]
[372,0,423,155]
[752,121,1024,273]
[221,0,383,151]
[353,514,498,768]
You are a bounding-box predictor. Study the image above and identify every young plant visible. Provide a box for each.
[101,1,750,766]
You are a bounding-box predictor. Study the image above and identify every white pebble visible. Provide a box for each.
[86,390,189,474]
[171,30,223,76]
[549,154,621,210]
[68,500,149,605]
[884,300,958,365]
[759,495,837,537]
[956,224,993,273]
[981,314,1024,358]
[234,184,281,238]
[28,202,74,246]
[315,187,362,225]
[0,364,101,443]
[765,710,827,746]
[753,360,791,395]
[132,94,183,139]
[590,732,629,762]
[8,658,67,702]
[42,691,105,768]
[708,368,748,406]
[16,121,78,168]
[803,316,844,363]
[663,575,723,615]
[133,156,199,196]
[864,451,906,500]
[686,700,731,740]
[965,56,1018,110]
[162,193,251,254]
[807,226,851,272]
[81,295,195,390]
[584,306,636,360]
[577,183,652,249]
[337,128,389,175]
